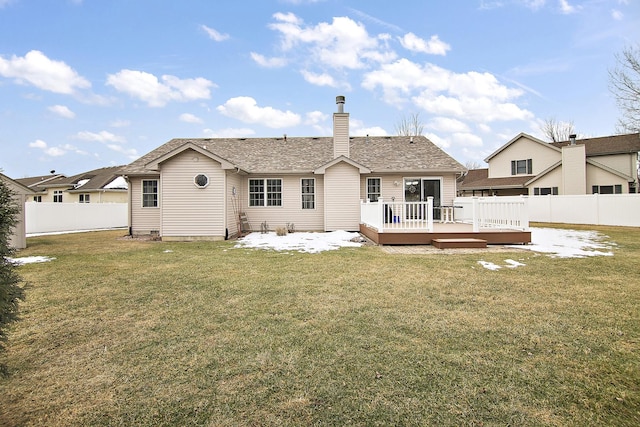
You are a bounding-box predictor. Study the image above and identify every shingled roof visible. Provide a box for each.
[550,132,640,156]
[457,168,531,191]
[20,166,128,192]
[124,135,465,175]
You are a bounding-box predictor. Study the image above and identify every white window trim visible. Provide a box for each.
[248,178,283,207]
[366,177,382,202]
[301,177,316,210]
[142,179,159,208]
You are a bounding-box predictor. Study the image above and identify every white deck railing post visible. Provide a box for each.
[427,196,434,232]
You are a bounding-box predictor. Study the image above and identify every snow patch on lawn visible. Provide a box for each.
[7,256,56,265]
[510,227,614,258]
[235,230,363,253]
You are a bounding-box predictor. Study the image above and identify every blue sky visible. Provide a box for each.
[1,0,638,178]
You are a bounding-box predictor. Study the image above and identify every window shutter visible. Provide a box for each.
[527,159,533,174]
[534,188,540,195]
[511,161,516,175]
[552,187,558,195]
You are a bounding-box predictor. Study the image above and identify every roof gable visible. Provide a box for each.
[485,132,559,162]
[145,142,237,171]
[314,156,371,174]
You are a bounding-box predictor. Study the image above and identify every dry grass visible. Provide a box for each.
[1,225,639,426]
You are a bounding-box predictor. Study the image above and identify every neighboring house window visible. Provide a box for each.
[592,185,622,194]
[533,187,558,195]
[511,159,532,175]
[142,179,159,207]
[79,194,90,203]
[33,196,42,202]
[367,177,381,202]
[301,178,315,209]
[53,190,63,203]
[249,178,282,207]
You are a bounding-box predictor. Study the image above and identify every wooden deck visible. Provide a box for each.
[360,222,531,246]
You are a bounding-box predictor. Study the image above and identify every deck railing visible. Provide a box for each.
[361,196,529,233]
[360,197,434,232]
[453,196,529,231]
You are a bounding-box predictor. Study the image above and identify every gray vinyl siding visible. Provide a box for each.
[130,176,161,235]
[324,163,360,231]
[242,175,324,232]
[160,150,226,238]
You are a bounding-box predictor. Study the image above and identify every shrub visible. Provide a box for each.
[0,176,25,371]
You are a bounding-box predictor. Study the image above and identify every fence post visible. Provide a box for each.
[472,197,479,232]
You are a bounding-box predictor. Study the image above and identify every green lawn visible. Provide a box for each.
[1,225,639,426]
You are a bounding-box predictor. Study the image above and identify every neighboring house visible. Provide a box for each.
[16,166,128,203]
[458,132,640,196]
[1,172,35,249]
[123,96,466,241]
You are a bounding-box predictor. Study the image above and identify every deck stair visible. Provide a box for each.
[432,238,487,249]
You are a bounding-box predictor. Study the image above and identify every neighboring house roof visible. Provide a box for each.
[16,166,128,192]
[123,135,466,176]
[550,132,640,156]
[458,168,531,191]
[1,172,36,194]
[14,173,66,192]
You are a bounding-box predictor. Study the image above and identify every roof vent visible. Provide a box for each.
[569,134,576,145]
[410,136,414,144]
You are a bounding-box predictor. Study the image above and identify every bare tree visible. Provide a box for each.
[540,117,576,142]
[464,160,484,170]
[394,112,424,136]
[609,44,640,133]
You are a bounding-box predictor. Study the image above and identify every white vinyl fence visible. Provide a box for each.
[455,194,640,227]
[526,194,640,227]
[26,203,128,234]
[453,196,529,231]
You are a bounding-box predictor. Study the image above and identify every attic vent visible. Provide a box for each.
[238,138,246,141]
[194,174,209,189]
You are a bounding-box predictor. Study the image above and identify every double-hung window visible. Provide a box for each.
[367,178,381,202]
[249,178,282,207]
[301,178,315,209]
[53,190,63,203]
[511,159,533,175]
[142,179,158,207]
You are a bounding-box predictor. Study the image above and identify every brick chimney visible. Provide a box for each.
[333,95,349,158]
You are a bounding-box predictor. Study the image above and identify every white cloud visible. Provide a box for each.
[110,119,131,128]
[48,104,75,119]
[304,110,328,125]
[522,0,546,10]
[399,33,450,56]
[363,58,532,123]
[106,69,215,107]
[451,132,484,147]
[267,13,390,70]
[107,144,138,159]
[0,50,90,94]
[201,24,230,41]
[216,96,301,128]
[75,130,125,143]
[250,52,287,68]
[424,132,450,149]
[426,117,470,133]
[558,0,578,14]
[179,113,203,124]
[301,70,338,87]
[611,9,624,20]
[28,139,68,157]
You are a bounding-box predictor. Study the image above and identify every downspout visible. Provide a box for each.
[124,175,132,236]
